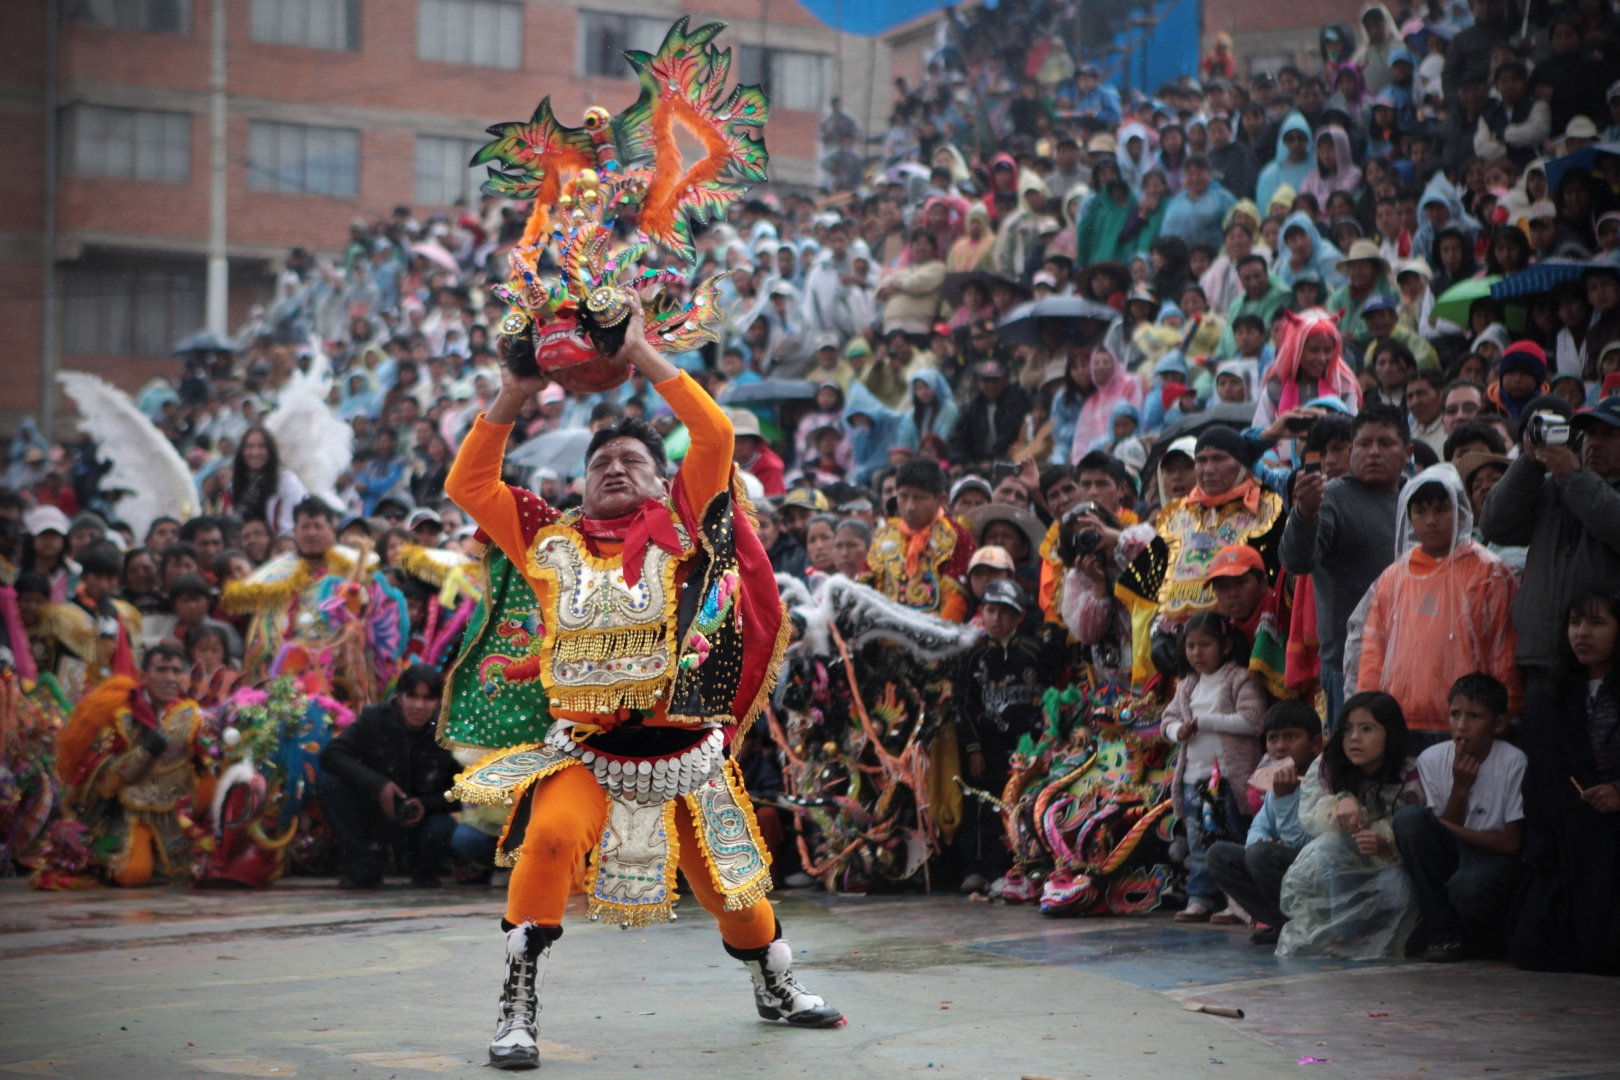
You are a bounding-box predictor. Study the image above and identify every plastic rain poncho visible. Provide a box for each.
[1276,754,1424,959]
[1355,465,1524,732]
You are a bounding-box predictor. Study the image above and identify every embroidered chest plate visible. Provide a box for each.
[529,523,689,712]
[868,517,958,615]
[119,704,202,813]
[1157,498,1279,619]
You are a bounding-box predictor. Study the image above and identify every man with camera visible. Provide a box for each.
[317,663,461,888]
[1478,397,1620,672]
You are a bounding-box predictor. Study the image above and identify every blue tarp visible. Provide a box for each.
[797,0,1201,93]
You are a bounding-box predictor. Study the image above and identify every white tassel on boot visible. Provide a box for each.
[489,923,549,1070]
[737,938,846,1028]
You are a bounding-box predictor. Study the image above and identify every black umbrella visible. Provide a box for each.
[172,330,237,356]
[996,295,1118,348]
[942,271,1030,307]
[718,379,819,406]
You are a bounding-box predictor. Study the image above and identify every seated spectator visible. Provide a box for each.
[184,622,238,710]
[1277,690,1423,959]
[831,518,872,577]
[162,573,243,661]
[1207,700,1325,945]
[1357,467,1523,743]
[316,664,461,888]
[1206,544,1291,699]
[954,578,1046,893]
[1510,587,1620,975]
[1479,396,1620,673]
[1394,673,1525,963]
[1162,611,1268,924]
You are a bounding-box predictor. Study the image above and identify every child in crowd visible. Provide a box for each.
[186,622,239,709]
[1277,690,1423,959]
[1393,673,1525,962]
[1207,700,1325,945]
[954,579,1047,894]
[1161,611,1268,924]
[1357,466,1521,745]
[162,573,243,661]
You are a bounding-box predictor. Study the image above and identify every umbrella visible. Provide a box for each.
[172,330,236,355]
[1140,402,1256,478]
[718,379,818,406]
[997,294,1118,347]
[1543,143,1620,196]
[1490,261,1587,300]
[1431,275,1503,327]
[411,241,461,273]
[504,429,593,477]
[942,271,1030,307]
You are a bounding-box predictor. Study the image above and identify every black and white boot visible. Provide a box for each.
[726,931,846,1028]
[489,922,559,1070]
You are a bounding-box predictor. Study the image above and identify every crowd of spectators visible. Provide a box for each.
[4,0,1620,974]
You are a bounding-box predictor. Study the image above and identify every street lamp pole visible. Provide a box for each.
[205,0,228,336]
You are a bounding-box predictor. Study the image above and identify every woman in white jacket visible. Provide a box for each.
[229,426,309,538]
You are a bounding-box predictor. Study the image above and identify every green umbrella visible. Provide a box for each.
[1431,274,1526,334]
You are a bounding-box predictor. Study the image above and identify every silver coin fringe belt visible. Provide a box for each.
[449,723,772,928]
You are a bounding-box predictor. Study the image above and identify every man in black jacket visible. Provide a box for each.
[949,360,1033,469]
[318,663,461,887]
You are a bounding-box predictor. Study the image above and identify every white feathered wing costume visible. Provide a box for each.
[264,347,353,511]
[57,371,196,540]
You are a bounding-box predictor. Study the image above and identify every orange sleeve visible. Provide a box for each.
[659,372,734,512]
[940,580,969,623]
[1357,576,1390,694]
[1038,559,1059,624]
[444,415,531,572]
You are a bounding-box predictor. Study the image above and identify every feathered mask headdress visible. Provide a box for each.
[476,18,769,392]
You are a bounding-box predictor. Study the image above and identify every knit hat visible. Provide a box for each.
[1160,382,1196,412]
[1499,340,1547,383]
[1194,425,1250,465]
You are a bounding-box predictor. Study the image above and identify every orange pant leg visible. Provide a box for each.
[504,765,608,927]
[673,799,777,951]
[112,822,156,887]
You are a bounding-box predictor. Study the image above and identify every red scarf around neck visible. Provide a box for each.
[577,498,683,587]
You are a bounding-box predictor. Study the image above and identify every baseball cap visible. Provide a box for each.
[813,330,841,351]
[976,359,1008,379]
[949,475,993,503]
[1206,544,1265,581]
[980,578,1026,614]
[1362,294,1398,315]
[1033,271,1058,289]
[930,321,954,339]
[782,488,830,512]
[539,384,567,405]
[726,408,764,439]
[968,545,1016,572]
[1573,396,1620,431]
[1566,116,1599,140]
[407,508,443,531]
[24,505,71,537]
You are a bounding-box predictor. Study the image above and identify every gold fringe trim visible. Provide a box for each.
[450,743,578,806]
[734,597,792,745]
[683,759,774,910]
[223,548,359,614]
[551,628,662,664]
[549,683,671,714]
[583,797,681,925]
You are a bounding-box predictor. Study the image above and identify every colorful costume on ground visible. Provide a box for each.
[37,677,217,889]
[223,544,407,705]
[863,510,975,622]
[0,577,73,876]
[442,22,842,1067]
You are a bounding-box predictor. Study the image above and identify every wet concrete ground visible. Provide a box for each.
[1,878,1616,1080]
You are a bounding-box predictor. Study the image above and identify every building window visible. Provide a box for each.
[738,46,827,112]
[415,135,485,207]
[250,0,360,50]
[248,121,359,197]
[62,259,206,358]
[576,11,667,79]
[66,0,192,33]
[417,0,520,69]
[60,104,191,183]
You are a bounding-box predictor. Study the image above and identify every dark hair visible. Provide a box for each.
[1264,699,1323,737]
[169,573,212,601]
[908,227,939,254]
[1442,375,1487,402]
[589,400,624,424]
[292,496,338,524]
[1232,312,1266,334]
[231,426,283,521]
[1442,420,1507,461]
[1038,464,1075,499]
[214,549,247,581]
[143,642,189,670]
[239,513,270,534]
[1373,339,1415,373]
[184,621,232,659]
[1411,370,1447,394]
[894,457,947,495]
[1406,479,1453,513]
[1353,403,1411,445]
[397,662,446,699]
[585,416,668,475]
[78,543,124,579]
[1322,690,1411,802]
[1448,672,1509,717]
[1186,154,1212,172]
[1074,450,1120,480]
[14,570,51,598]
[145,516,181,540]
[1304,412,1354,453]
[178,515,220,544]
[1181,610,1251,674]
[1553,587,1620,701]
